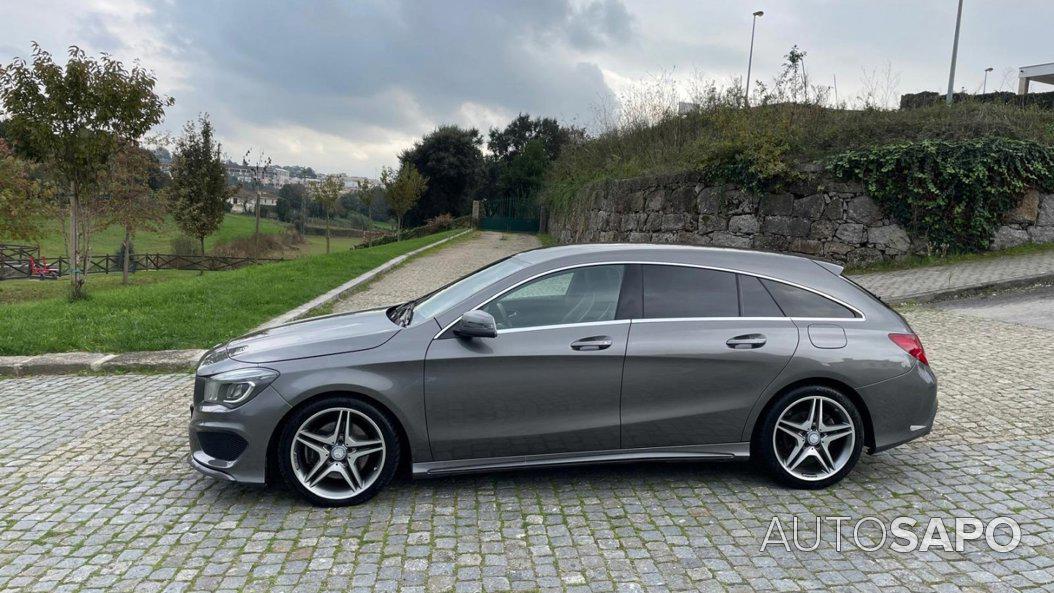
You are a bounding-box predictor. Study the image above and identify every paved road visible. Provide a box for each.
[850,250,1054,302]
[333,231,541,314]
[934,283,1054,331]
[2,297,1052,592]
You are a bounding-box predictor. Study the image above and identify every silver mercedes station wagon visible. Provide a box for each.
[190,244,937,506]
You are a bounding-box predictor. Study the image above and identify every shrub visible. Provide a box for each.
[829,137,1054,252]
[170,235,201,256]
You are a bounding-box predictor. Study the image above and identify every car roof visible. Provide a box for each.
[515,243,842,275]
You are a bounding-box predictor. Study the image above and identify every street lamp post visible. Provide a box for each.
[945,0,964,105]
[745,10,764,106]
[982,66,993,94]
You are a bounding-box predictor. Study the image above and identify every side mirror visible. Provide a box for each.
[453,310,498,338]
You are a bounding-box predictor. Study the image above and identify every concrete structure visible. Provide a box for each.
[1018,62,1054,94]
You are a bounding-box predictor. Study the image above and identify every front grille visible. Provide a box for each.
[196,431,248,461]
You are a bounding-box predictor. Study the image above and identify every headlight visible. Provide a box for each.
[202,368,279,407]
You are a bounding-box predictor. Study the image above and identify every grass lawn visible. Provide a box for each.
[4,213,289,259]
[0,230,460,355]
[0,270,201,305]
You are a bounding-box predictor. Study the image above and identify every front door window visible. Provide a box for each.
[482,265,626,330]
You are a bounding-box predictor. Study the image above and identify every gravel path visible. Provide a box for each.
[332,231,541,313]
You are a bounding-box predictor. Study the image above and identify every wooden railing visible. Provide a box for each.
[0,244,282,280]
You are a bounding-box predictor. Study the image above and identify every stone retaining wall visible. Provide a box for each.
[547,172,1054,265]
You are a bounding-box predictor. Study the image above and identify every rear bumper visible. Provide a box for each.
[860,361,938,453]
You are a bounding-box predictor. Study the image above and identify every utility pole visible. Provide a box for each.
[946,0,964,105]
[745,10,764,106]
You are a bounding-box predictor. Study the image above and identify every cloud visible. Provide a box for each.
[3,0,1054,175]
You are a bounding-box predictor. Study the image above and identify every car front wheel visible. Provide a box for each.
[277,396,400,506]
[756,385,864,489]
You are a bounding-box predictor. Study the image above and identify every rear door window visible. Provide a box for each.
[642,265,738,318]
[760,279,857,318]
[737,274,784,317]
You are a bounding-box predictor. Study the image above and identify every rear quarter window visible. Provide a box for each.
[760,279,858,319]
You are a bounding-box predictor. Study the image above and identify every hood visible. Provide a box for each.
[227,308,400,363]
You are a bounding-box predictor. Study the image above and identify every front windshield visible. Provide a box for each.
[408,256,528,325]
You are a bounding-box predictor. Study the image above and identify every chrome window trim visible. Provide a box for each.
[433,260,865,340]
[496,319,629,336]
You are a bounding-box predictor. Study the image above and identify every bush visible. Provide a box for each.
[829,137,1054,252]
[211,227,303,258]
[170,235,202,256]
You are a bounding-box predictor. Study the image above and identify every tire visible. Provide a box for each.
[277,396,401,506]
[755,385,864,489]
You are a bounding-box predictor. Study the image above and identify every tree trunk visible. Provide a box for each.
[325,212,331,254]
[122,227,131,285]
[199,236,206,275]
[300,193,307,235]
[397,215,402,240]
[255,191,261,253]
[69,183,82,299]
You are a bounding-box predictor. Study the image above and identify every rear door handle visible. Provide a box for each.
[726,333,767,349]
[571,336,613,351]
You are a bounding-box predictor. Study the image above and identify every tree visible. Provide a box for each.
[487,114,584,163]
[380,164,427,239]
[0,44,172,297]
[355,178,373,243]
[0,139,54,244]
[242,148,271,249]
[497,139,548,201]
[277,182,309,231]
[310,174,344,254]
[399,125,483,226]
[103,146,165,284]
[167,115,233,263]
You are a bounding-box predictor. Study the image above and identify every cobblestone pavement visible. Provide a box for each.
[2,302,1052,593]
[333,232,541,313]
[850,250,1054,302]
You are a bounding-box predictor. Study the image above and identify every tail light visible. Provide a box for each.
[889,333,928,366]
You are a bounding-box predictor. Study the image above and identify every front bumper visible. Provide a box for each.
[860,361,938,453]
[188,384,291,484]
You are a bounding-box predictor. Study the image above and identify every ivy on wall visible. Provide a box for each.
[829,137,1054,252]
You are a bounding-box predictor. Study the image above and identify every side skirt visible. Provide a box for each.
[412,442,751,477]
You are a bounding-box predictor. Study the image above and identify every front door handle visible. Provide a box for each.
[571,336,613,351]
[726,333,767,349]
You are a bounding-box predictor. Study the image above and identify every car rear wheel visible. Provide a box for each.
[277,396,400,506]
[756,385,864,489]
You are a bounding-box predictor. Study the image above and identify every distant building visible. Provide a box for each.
[1019,62,1054,94]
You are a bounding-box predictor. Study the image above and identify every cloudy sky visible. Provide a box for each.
[2,0,1051,176]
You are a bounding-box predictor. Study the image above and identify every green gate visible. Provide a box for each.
[479,195,540,233]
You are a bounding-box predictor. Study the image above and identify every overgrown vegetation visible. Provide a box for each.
[830,138,1054,253]
[544,101,1054,213]
[543,46,1054,219]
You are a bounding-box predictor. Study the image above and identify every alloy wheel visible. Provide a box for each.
[772,395,855,481]
[290,407,386,500]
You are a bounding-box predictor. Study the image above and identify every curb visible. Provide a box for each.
[1,230,470,378]
[253,229,471,331]
[0,349,206,378]
[874,272,1054,306]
